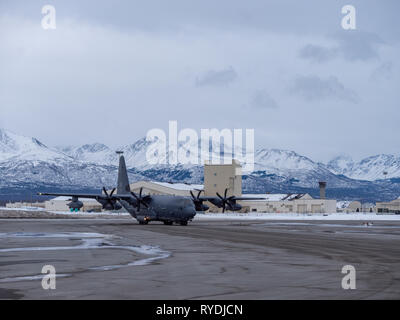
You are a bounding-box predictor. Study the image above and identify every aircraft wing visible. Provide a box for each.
[37,192,133,201]
[231,197,266,201]
[38,192,106,199]
[198,196,265,201]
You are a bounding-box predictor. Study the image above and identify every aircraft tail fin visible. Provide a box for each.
[117,154,131,194]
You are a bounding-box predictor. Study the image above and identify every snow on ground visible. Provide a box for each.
[195,212,400,221]
[0,206,45,211]
[0,206,129,216]
[47,210,130,216]
[1,207,399,221]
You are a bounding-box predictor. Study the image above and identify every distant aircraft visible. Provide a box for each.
[38,153,261,225]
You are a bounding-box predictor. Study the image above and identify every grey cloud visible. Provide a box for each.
[290,75,358,103]
[299,31,385,63]
[332,31,384,61]
[371,61,393,81]
[195,67,237,87]
[250,90,278,109]
[299,44,337,63]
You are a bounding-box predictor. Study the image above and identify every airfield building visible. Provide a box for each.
[203,159,242,197]
[376,197,400,214]
[128,181,203,197]
[237,194,337,214]
[201,160,336,213]
[336,200,362,213]
[361,203,376,213]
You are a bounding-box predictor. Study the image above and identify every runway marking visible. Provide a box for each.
[0,232,171,282]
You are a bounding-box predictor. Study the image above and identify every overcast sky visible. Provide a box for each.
[0,0,399,162]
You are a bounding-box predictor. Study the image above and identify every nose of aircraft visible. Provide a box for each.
[183,205,196,219]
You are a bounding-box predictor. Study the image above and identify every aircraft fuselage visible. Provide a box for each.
[119,194,197,225]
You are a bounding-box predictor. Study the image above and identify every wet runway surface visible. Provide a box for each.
[0,218,399,299]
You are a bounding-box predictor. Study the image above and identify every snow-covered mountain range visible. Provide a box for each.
[1,128,400,202]
[327,154,400,181]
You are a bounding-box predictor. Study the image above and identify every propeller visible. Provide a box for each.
[190,189,209,211]
[216,188,235,213]
[130,187,150,212]
[190,189,203,202]
[103,187,116,198]
[99,187,120,210]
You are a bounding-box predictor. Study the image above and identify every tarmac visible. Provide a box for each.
[0,216,399,299]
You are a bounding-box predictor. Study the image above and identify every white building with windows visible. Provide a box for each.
[376,197,400,214]
[237,193,336,213]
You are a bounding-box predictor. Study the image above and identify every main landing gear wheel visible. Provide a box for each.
[179,220,188,226]
[139,221,148,225]
[163,221,173,225]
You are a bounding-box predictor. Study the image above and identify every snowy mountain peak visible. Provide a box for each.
[78,143,109,153]
[327,155,354,175]
[0,128,67,163]
[0,129,16,153]
[327,153,400,180]
[1,128,46,150]
[32,138,47,148]
[255,148,317,171]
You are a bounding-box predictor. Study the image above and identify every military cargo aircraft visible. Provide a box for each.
[38,153,261,225]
